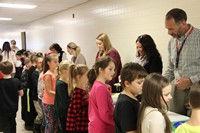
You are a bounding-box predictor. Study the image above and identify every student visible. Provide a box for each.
[87,56,115,133]
[54,60,72,133]
[42,53,59,133]
[20,58,33,130]
[0,61,23,133]
[137,73,172,133]
[25,54,38,130]
[32,55,44,132]
[175,81,200,133]
[114,62,147,133]
[66,64,89,133]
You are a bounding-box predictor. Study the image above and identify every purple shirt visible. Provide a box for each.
[88,80,114,133]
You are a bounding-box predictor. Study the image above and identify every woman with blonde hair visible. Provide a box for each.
[95,33,122,93]
[67,42,86,65]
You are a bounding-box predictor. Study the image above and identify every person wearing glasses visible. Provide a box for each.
[135,34,163,74]
[165,8,200,116]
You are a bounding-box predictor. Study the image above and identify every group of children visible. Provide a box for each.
[0,50,200,133]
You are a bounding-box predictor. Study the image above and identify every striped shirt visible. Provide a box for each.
[165,25,200,84]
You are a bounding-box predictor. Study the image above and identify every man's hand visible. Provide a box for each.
[175,77,192,90]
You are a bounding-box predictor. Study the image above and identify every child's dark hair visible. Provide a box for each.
[0,61,13,75]
[137,73,171,133]
[43,53,58,74]
[87,56,114,89]
[120,62,147,88]
[0,54,2,62]
[68,64,89,96]
[190,81,200,108]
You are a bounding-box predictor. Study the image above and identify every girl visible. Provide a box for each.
[87,56,115,133]
[66,64,89,133]
[137,73,172,133]
[54,60,72,133]
[114,62,147,133]
[42,53,59,133]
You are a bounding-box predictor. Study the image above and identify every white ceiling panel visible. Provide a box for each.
[0,0,90,26]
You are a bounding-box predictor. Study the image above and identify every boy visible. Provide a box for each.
[175,81,200,133]
[0,61,23,132]
[114,62,147,133]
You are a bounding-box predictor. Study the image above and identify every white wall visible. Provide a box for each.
[2,0,200,72]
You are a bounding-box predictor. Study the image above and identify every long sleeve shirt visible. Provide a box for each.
[165,25,200,84]
[88,80,114,133]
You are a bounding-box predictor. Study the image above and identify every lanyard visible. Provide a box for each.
[175,26,194,68]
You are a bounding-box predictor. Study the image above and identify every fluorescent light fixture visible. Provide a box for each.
[0,17,12,20]
[0,3,37,9]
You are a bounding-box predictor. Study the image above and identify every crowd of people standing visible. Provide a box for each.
[0,8,200,133]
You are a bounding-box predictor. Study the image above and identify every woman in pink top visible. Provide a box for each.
[87,56,115,133]
[42,53,59,133]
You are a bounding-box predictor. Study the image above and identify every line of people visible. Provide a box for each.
[0,7,200,133]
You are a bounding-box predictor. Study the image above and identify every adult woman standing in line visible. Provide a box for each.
[67,42,87,65]
[1,41,17,76]
[49,43,68,63]
[135,34,163,74]
[95,33,122,93]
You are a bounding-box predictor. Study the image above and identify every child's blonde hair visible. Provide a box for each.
[68,64,88,95]
[56,60,72,80]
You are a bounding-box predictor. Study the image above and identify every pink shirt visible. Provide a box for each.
[88,80,114,133]
[42,70,56,105]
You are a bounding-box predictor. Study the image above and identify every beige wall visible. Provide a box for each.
[1,0,200,73]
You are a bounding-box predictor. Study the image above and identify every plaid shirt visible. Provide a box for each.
[66,87,89,131]
[165,25,200,84]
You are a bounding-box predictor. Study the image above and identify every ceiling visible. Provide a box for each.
[0,0,90,27]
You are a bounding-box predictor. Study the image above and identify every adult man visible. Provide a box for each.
[165,8,200,116]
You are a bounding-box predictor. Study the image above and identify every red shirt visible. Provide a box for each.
[66,87,89,132]
[0,71,3,79]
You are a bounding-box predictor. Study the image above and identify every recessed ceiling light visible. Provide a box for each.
[0,17,12,20]
[0,3,37,9]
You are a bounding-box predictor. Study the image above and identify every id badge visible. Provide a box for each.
[174,70,180,81]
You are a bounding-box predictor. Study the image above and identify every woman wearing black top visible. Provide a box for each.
[135,34,163,74]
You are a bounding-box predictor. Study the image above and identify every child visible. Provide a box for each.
[66,64,89,133]
[20,58,33,130]
[137,73,172,133]
[175,81,200,133]
[42,53,59,132]
[54,60,72,133]
[0,61,23,132]
[87,56,115,133]
[32,55,44,132]
[114,62,147,133]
